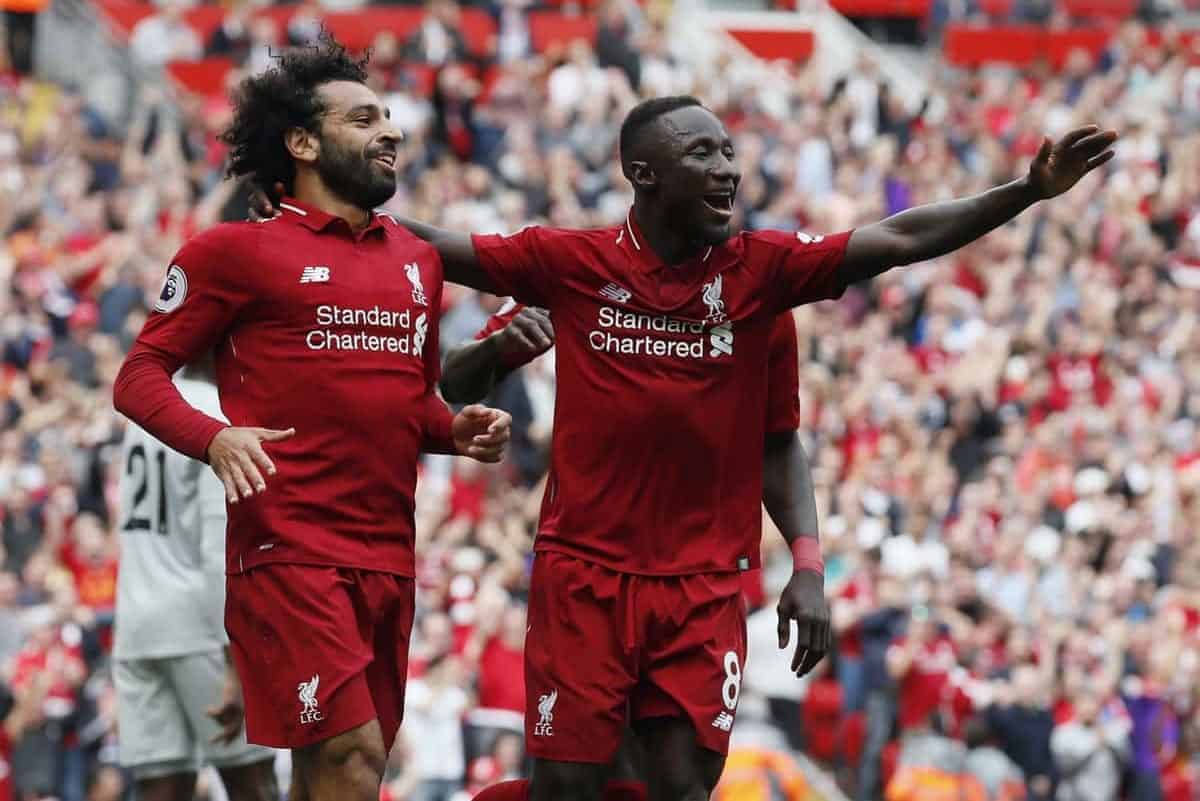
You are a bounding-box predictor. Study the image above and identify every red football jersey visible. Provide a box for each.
[471,214,849,575]
[475,302,800,433]
[114,199,452,577]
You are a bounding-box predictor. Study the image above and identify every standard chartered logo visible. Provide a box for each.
[589,306,733,359]
[306,304,425,356]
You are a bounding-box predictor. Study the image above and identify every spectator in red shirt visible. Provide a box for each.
[465,587,526,715]
[886,605,958,733]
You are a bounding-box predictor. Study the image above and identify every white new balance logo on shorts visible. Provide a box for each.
[300,266,330,283]
[711,711,734,732]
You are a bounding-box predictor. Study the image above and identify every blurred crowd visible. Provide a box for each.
[2,0,1200,798]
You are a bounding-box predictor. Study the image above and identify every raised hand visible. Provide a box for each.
[1027,125,1119,200]
[452,405,512,463]
[207,426,296,503]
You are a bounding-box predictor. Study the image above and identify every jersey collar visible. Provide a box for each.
[277,197,388,239]
[619,210,719,274]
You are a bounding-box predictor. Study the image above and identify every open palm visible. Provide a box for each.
[1028,125,1118,199]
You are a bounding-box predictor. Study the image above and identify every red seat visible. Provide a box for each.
[1061,0,1136,18]
[943,24,1042,66]
[1044,27,1112,67]
[725,28,815,61]
[93,0,153,36]
[827,0,932,18]
[528,11,597,51]
[166,57,234,98]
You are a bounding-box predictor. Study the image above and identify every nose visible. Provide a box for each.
[380,123,404,146]
[712,152,738,184]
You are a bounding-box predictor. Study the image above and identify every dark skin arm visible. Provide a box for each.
[440,307,555,404]
[248,182,499,292]
[762,430,830,677]
[840,127,1117,283]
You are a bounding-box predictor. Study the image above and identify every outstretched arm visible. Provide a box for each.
[394,215,503,293]
[246,182,503,293]
[763,430,830,678]
[840,126,1117,283]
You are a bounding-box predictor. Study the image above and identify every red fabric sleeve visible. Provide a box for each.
[420,258,457,454]
[746,229,854,312]
[765,313,801,433]
[470,227,562,308]
[421,394,457,455]
[113,226,254,461]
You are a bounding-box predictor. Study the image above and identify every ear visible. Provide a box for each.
[628,160,656,192]
[285,127,319,165]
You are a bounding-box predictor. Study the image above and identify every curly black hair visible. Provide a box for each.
[220,34,370,195]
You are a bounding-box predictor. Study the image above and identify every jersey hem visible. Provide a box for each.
[532,542,759,577]
[226,552,416,578]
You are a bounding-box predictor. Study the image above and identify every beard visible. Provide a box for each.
[315,133,397,211]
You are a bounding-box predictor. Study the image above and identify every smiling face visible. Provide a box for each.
[635,105,742,247]
[311,80,402,210]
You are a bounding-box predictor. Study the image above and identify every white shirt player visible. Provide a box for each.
[114,376,230,661]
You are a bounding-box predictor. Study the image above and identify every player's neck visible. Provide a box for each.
[631,203,704,266]
[293,173,372,232]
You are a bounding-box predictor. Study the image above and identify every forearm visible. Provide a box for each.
[113,344,226,461]
[393,216,498,293]
[440,338,506,404]
[844,177,1040,283]
[762,431,820,547]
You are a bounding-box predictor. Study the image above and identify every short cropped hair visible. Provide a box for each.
[618,95,704,173]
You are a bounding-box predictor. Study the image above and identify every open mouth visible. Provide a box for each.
[702,190,735,218]
[372,151,397,171]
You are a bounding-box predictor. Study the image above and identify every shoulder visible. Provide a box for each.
[173,222,263,273]
[185,220,264,251]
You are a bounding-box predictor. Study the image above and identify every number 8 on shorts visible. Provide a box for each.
[721,650,741,711]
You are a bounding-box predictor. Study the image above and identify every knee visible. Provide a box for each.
[652,754,724,801]
[301,738,386,801]
[531,760,606,801]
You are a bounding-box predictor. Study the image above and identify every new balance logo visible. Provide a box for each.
[599,283,632,304]
[298,675,323,724]
[795,232,824,244]
[712,711,734,732]
[300,266,330,284]
[534,689,557,736]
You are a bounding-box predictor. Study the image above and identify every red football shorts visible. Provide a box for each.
[224,564,415,750]
[525,551,748,763]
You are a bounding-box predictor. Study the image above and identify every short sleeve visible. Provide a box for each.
[470,227,560,308]
[135,226,257,365]
[473,300,524,341]
[765,313,801,433]
[746,230,853,313]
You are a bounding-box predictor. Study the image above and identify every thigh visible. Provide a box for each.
[634,717,726,801]
[525,551,637,765]
[633,575,746,758]
[225,565,376,749]
[115,658,196,776]
[164,651,276,770]
[360,572,416,754]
